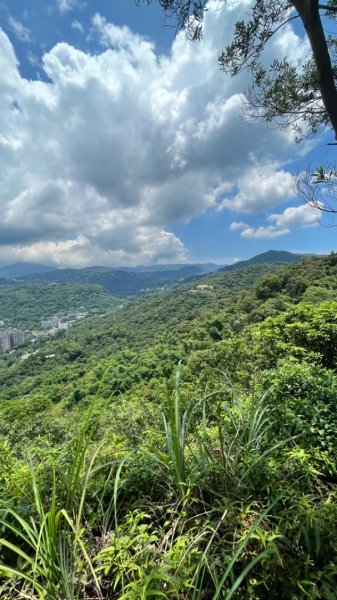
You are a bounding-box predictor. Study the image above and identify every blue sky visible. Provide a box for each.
[0,0,335,267]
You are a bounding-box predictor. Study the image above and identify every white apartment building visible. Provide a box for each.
[41,316,60,329]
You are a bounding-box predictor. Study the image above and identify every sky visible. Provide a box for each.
[0,0,336,267]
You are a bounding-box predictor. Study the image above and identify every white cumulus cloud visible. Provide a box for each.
[219,165,296,214]
[0,1,311,266]
[230,203,320,239]
[229,221,248,231]
[268,204,321,228]
[241,226,290,239]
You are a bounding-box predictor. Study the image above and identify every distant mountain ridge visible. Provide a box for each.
[0,262,58,278]
[18,264,220,297]
[110,263,219,274]
[219,250,306,272]
[0,252,309,296]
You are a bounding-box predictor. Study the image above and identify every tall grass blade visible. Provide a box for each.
[212,501,277,599]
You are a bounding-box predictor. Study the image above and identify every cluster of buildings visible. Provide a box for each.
[40,312,88,330]
[40,316,69,330]
[0,329,25,353]
[0,309,90,357]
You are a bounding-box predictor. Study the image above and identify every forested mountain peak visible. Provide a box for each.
[219,249,306,272]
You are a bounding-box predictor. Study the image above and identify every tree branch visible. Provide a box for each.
[318,4,337,12]
[293,0,337,139]
[295,166,337,214]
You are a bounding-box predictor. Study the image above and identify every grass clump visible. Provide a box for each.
[0,373,285,599]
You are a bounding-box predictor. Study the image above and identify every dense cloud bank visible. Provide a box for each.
[0,0,314,266]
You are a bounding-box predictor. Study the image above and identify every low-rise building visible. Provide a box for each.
[195,284,214,291]
[65,312,88,321]
[41,312,87,330]
[41,316,60,329]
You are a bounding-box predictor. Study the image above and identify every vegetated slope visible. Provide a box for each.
[1,254,337,599]
[0,282,121,329]
[0,256,330,420]
[0,262,285,421]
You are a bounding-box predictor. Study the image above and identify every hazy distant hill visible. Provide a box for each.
[115,263,219,274]
[20,264,216,296]
[0,262,58,278]
[219,250,305,272]
[0,254,307,297]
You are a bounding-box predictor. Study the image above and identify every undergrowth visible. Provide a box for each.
[0,354,337,599]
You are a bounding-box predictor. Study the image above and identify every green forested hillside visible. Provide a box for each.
[0,262,284,403]
[1,255,337,599]
[0,282,121,328]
